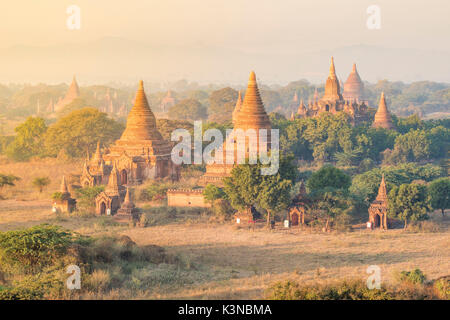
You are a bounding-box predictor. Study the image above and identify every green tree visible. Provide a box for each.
[5,117,47,161]
[388,183,431,229]
[208,87,238,123]
[44,107,124,158]
[0,174,20,197]
[203,184,225,202]
[168,99,207,120]
[307,166,351,192]
[428,178,450,217]
[32,177,51,193]
[223,156,297,226]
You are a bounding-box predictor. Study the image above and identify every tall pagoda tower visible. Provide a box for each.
[343,63,365,102]
[372,92,395,130]
[103,80,179,184]
[54,75,80,112]
[322,57,343,102]
[199,71,271,186]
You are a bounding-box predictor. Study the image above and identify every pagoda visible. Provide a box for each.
[372,92,395,130]
[199,71,271,186]
[95,162,124,215]
[343,63,365,102]
[54,75,80,112]
[102,80,179,184]
[368,174,390,230]
[53,176,76,213]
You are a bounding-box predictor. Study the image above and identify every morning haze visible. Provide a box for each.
[0,0,449,84]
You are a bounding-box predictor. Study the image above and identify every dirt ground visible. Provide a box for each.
[0,199,448,299]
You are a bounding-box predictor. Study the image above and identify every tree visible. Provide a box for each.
[388,183,431,229]
[32,177,51,193]
[309,188,351,231]
[203,184,225,202]
[168,99,207,120]
[223,156,297,226]
[44,107,124,158]
[307,166,351,193]
[208,87,238,123]
[5,117,47,161]
[0,174,20,197]
[428,178,450,217]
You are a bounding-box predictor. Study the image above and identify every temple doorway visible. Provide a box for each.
[291,212,299,226]
[374,214,380,228]
[121,170,128,185]
[100,202,106,215]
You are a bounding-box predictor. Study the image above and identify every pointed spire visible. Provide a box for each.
[297,99,307,115]
[290,111,295,121]
[313,88,319,103]
[329,57,336,77]
[124,187,131,204]
[234,71,271,130]
[91,141,102,166]
[106,162,120,196]
[293,92,298,102]
[373,92,395,130]
[376,174,388,202]
[120,80,163,141]
[343,63,364,101]
[232,91,243,124]
[322,57,342,101]
[60,176,70,194]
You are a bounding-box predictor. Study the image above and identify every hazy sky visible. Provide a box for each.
[2,0,449,51]
[0,0,449,84]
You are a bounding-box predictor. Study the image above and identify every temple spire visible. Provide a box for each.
[60,176,69,194]
[322,57,342,101]
[106,162,120,196]
[232,90,243,124]
[234,71,271,131]
[373,92,395,130]
[376,174,388,202]
[120,80,162,141]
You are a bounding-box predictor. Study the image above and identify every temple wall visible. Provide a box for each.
[167,189,211,208]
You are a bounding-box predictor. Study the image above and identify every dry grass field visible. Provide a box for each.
[0,196,448,299]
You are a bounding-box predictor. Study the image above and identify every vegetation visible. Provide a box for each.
[388,183,431,229]
[5,117,47,161]
[428,177,450,217]
[32,177,51,193]
[168,99,207,120]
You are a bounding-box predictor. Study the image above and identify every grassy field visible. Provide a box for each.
[0,197,448,299]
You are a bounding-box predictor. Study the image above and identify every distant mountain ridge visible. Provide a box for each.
[0,37,449,85]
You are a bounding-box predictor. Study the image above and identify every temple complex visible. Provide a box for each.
[80,80,179,189]
[368,175,389,230]
[294,58,370,125]
[198,71,272,186]
[54,76,80,112]
[372,92,396,130]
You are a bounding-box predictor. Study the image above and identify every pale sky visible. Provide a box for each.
[0,0,449,84]
[2,0,449,51]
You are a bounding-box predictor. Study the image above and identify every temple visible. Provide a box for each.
[368,175,389,230]
[199,71,272,186]
[95,162,125,215]
[114,188,140,222]
[80,80,179,189]
[287,181,309,226]
[53,176,76,213]
[294,58,370,125]
[54,76,80,112]
[372,92,395,130]
[343,63,365,102]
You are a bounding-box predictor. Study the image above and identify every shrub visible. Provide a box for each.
[75,186,104,213]
[395,268,427,285]
[0,224,73,271]
[0,286,43,300]
[139,183,170,202]
[433,276,450,299]
[266,279,392,300]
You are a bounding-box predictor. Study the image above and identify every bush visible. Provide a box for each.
[75,186,104,213]
[433,276,450,299]
[395,268,427,285]
[139,183,170,202]
[0,286,43,300]
[266,279,393,300]
[0,224,73,272]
